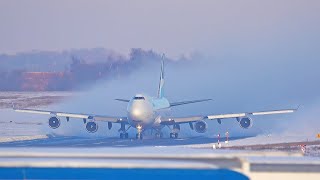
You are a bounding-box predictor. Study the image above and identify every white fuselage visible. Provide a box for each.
[127,94,170,130]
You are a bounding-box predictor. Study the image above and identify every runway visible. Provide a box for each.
[0,135,246,148]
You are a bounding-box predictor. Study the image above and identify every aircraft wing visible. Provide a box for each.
[160,108,297,124]
[14,108,127,123]
[115,99,130,103]
[170,99,212,107]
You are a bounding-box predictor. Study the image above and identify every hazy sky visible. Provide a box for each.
[0,0,319,58]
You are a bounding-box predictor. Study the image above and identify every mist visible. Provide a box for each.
[43,49,320,138]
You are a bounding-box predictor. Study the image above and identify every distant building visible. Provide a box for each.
[21,72,72,91]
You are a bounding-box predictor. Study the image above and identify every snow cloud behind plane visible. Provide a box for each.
[50,56,320,137]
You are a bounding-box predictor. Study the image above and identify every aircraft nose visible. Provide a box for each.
[129,109,145,122]
[131,108,143,118]
[128,102,152,122]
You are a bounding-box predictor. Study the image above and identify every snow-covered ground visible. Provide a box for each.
[229,135,318,146]
[185,134,318,148]
[0,108,45,136]
[0,91,75,108]
[0,135,48,143]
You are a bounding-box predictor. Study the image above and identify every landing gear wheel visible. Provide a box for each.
[120,133,129,139]
[170,133,178,139]
[136,133,143,140]
[155,132,163,139]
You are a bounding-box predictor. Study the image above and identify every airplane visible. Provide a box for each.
[13,58,297,139]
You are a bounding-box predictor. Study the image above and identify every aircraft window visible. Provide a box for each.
[134,97,145,100]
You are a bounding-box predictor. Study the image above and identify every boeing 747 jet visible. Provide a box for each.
[14,59,296,139]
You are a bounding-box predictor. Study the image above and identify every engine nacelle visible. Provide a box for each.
[108,122,112,130]
[48,116,60,129]
[239,117,253,129]
[86,121,98,133]
[194,121,207,133]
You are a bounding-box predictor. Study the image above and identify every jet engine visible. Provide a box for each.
[86,121,98,133]
[239,117,253,129]
[48,116,60,129]
[194,121,207,133]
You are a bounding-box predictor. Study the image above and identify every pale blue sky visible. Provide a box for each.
[0,0,319,58]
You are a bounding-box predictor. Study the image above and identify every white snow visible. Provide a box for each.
[0,135,48,143]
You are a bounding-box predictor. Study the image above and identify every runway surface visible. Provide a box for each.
[0,135,246,148]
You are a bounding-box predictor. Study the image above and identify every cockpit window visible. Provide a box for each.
[134,97,145,100]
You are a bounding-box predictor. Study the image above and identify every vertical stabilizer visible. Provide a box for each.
[157,56,165,98]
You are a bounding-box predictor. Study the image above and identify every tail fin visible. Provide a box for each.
[157,55,165,98]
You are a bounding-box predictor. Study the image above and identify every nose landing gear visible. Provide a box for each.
[136,125,143,140]
[136,133,143,140]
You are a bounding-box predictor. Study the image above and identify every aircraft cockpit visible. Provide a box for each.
[133,96,145,100]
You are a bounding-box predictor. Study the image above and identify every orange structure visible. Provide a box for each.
[21,72,70,91]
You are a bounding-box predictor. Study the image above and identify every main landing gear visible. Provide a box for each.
[118,123,144,140]
[120,132,129,139]
[169,124,180,139]
[119,123,129,139]
[155,132,163,139]
[170,133,178,139]
[152,128,163,139]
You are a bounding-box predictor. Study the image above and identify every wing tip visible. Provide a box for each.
[294,104,301,111]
